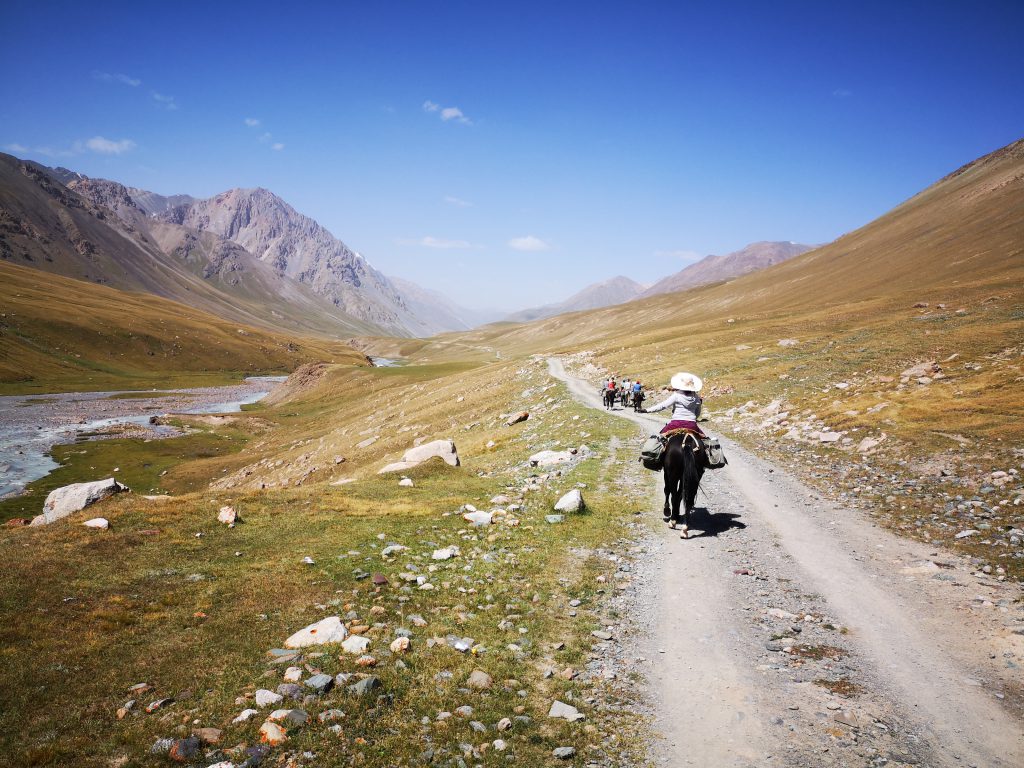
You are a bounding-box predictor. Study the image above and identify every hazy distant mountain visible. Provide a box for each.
[505,276,646,323]
[387,276,505,332]
[642,241,814,297]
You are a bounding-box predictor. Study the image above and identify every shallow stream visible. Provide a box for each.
[0,376,285,499]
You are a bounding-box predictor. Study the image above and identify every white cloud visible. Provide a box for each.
[423,100,472,124]
[244,117,261,127]
[152,92,178,110]
[271,142,285,151]
[93,71,141,87]
[443,195,473,208]
[398,236,472,249]
[3,143,29,153]
[82,136,137,155]
[508,235,550,252]
[259,132,272,143]
[832,88,852,98]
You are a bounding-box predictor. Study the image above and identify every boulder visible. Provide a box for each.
[31,478,129,526]
[529,450,574,467]
[283,616,348,649]
[554,489,585,513]
[380,439,460,474]
[217,506,237,524]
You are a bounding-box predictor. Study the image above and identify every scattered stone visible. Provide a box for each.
[284,616,348,648]
[82,517,109,530]
[193,727,222,745]
[545,514,564,524]
[254,689,284,707]
[432,545,460,560]
[955,530,979,539]
[217,505,237,524]
[381,544,408,557]
[818,432,842,443]
[467,670,493,690]
[493,738,508,751]
[591,629,613,641]
[268,708,308,726]
[554,489,584,513]
[31,478,129,526]
[145,698,173,713]
[553,746,577,759]
[372,572,389,586]
[496,717,513,731]
[506,411,530,426]
[347,676,382,697]
[233,708,258,723]
[305,673,334,694]
[356,436,379,449]
[777,338,799,347]
[548,700,584,721]
[319,708,345,722]
[529,450,574,467]
[342,635,371,655]
[283,666,302,683]
[398,477,414,487]
[390,637,411,654]
[259,721,288,746]
[168,736,200,762]
[463,510,494,526]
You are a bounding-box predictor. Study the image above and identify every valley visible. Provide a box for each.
[0,134,1021,768]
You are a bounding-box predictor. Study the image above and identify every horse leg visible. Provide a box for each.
[662,475,672,524]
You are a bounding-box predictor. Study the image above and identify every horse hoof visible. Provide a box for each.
[680,525,689,539]
[669,521,676,529]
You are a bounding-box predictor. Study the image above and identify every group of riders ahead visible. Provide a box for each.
[601,371,706,437]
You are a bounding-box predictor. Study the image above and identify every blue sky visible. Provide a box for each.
[2,1,1022,311]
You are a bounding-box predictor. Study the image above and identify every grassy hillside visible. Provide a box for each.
[0,261,367,394]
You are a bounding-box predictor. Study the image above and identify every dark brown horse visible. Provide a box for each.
[662,430,704,537]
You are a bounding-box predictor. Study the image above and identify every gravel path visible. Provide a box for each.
[548,357,1024,768]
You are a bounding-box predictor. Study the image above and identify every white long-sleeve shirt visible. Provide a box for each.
[647,391,702,421]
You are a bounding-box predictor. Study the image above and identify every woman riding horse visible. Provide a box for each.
[642,372,706,536]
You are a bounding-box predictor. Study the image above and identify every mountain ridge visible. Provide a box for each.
[504,275,646,323]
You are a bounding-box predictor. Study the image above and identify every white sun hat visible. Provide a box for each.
[670,371,703,392]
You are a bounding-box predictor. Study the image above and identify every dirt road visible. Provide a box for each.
[548,358,1024,768]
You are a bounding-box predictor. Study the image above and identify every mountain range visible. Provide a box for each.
[0,152,821,340]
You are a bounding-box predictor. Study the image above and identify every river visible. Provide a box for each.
[0,376,286,499]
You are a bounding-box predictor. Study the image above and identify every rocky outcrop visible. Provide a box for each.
[30,478,129,526]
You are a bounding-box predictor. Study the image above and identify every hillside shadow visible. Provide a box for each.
[679,507,746,538]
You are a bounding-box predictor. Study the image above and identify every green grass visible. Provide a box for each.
[0,359,652,768]
[0,424,251,523]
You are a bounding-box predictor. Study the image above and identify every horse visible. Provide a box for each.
[632,390,645,411]
[619,388,630,408]
[603,387,616,410]
[662,430,705,538]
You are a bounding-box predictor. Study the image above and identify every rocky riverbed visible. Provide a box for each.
[0,376,285,499]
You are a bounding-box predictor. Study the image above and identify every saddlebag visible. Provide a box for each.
[701,437,728,469]
[639,434,664,471]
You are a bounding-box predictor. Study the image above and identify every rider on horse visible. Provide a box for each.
[642,371,706,437]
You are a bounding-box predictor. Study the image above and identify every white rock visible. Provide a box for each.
[217,505,237,524]
[818,432,842,443]
[398,478,414,487]
[432,545,460,560]
[380,439,460,473]
[254,689,283,707]
[356,436,379,449]
[381,544,408,557]
[284,616,348,649]
[857,436,884,453]
[548,700,585,721]
[341,635,371,655]
[529,450,574,467]
[777,338,799,347]
[554,489,585,513]
[31,478,129,526]
[232,708,258,723]
[301,556,315,565]
[282,666,302,682]
[463,511,493,526]
[83,517,109,530]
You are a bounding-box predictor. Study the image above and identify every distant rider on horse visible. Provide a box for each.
[642,372,706,437]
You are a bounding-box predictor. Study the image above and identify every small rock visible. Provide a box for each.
[506,411,530,426]
[390,637,411,654]
[545,514,564,524]
[432,546,460,560]
[955,530,979,539]
[467,670,493,690]
[217,505,237,524]
[254,689,283,708]
[548,700,584,721]
[233,708,258,724]
[145,698,173,713]
[284,616,348,648]
[305,673,334,694]
[553,489,584,513]
[398,477,414,487]
[553,746,577,759]
[342,635,371,655]
[591,629,613,641]
[168,736,200,762]
[268,708,308,726]
[82,517,109,530]
[259,721,288,746]
[319,708,345,722]
[193,727,222,745]
[347,676,382,697]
